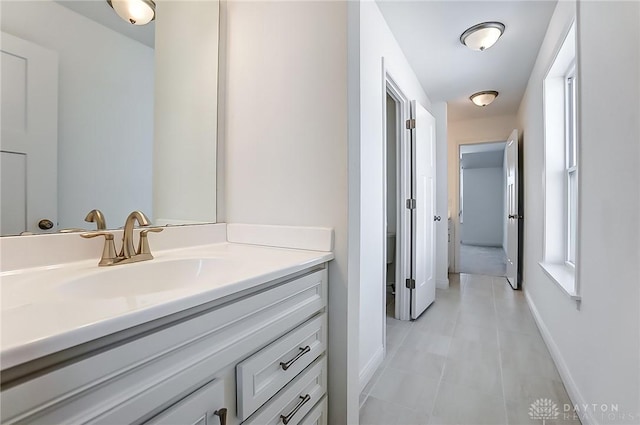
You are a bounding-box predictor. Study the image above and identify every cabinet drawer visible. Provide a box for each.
[243,357,326,425]
[145,378,226,425]
[299,396,327,425]
[237,314,326,420]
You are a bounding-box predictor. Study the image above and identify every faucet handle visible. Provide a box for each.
[80,231,119,266]
[139,227,163,256]
[59,228,86,233]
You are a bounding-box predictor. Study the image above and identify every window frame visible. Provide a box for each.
[564,64,578,268]
[540,20,580,300]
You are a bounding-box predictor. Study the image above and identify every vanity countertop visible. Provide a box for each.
[1,243,333,370]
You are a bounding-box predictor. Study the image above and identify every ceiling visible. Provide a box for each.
[56,0,154,48]
[376,0,557,122]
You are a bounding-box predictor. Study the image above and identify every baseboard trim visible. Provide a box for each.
[359,345,384,394]
[524,289,597,425]
[436,278,449,289]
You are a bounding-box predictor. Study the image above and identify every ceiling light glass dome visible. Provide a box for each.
[470,91,499,107]
[107,0,155,25]
[460,22,505,51]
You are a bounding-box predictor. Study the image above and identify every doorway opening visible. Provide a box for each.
[383,71,412,327]
[383,70,437,328]
[458,141,507,277]
[385,91,400,321]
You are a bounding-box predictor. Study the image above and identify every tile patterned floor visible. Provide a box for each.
[360,273,580,425]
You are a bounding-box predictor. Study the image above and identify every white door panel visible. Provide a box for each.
[505,130,519,289]
[1,32,58,235]
[1,152,26,234]
[410,100,436,319]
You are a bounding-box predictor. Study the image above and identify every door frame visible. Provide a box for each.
[453,140,507,273]
[505,130,521,288]
[382,61,411,323]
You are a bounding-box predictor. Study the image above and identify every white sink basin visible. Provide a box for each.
[57,258,225,299]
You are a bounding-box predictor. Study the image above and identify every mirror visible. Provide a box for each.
[0,0,218,236]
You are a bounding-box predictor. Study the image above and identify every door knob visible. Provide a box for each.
[38,219,54,230]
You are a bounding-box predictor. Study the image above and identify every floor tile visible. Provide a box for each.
[413,312,458,336]
[497,310,539,335]
[498,329,548,357]
[431,379,507,425]
[453,322,499,345]
[389,349,447,381]
[396,408,430,425]
[456,308,497,329]
[403,327,453,357]
[360,396,405,425]
[457,298,495,317]
[464,273,496,287]
[502,368,568,404]
[500,343,561,381]
[369,366,440,412]
[387,321,412,350]
[441,354,503,396]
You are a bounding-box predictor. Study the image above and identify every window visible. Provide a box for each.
[565,67,577,265]
[541,21,579,299]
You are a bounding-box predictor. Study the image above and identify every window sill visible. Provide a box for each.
[539,261,581,300]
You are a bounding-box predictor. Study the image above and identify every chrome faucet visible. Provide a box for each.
[81,210,162,266]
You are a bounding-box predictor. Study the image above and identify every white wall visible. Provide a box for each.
[460,166,503,247]
[1,1,154,229]
[220,2,354,423]
[518,1,640,422]
[357,0,438,392]
[448,114,516,271]
[154,1,218,225]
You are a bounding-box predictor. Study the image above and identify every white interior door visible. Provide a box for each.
[1,32,58,235]
[410,100,436,319]
[505,129,519,289]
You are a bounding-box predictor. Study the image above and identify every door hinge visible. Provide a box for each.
[405,118,416,129]
[406,278,416,289]
[406,198,416,210]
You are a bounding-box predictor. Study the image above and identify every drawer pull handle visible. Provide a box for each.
[280,394,311,424]
[214,408,227,425]
[280,346,311,371]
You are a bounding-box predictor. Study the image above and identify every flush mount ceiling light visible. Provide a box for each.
[107,0,155,25]
[460,22,505,51]
[470,91,499,107]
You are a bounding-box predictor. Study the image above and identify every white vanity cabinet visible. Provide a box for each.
[1,266,329,425]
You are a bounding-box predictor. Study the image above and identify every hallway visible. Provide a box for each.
[360,274,579,425]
